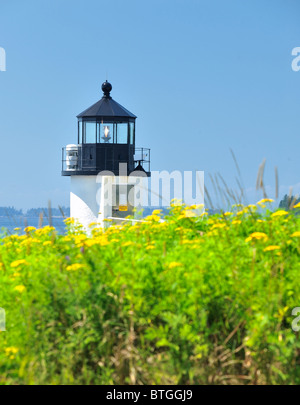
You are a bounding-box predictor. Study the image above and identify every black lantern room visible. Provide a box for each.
[62,81,150,176]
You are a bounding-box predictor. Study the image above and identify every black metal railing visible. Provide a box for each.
[134,147,151,173]
[62,145,150,174]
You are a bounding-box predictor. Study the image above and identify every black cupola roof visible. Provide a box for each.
[77,80,137,119]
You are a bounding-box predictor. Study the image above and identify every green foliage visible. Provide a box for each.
[0,201,300,385]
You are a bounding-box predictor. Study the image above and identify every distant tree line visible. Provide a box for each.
[26,207,70,217]
[279,194,300,210]
[0,206,70,217]
[0,207,23,216]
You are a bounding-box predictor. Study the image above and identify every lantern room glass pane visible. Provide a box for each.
[117,123,128,144]
[85,122,96,143]
[129,122,134,144]
[78,121,83,143]
[98,122,114,143]
[96,122,101,143]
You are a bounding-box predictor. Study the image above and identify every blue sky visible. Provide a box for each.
[0,0,299,209]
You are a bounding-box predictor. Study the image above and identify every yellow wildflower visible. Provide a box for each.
[88,222,98,228]
[152,209,162,215]
[24,226,36,233]
[74,234,87,246]
[5,347,19,355]
[43,241,52,246]
[245,232,268,243]
[257,198,274,205]
[294,202,300,209]
[11,272,21,279]
[35,226,55,236]
[168,262,183,269]
[183,210,196,218]
[170,198,183,205]
[14,285,26,293]
[263,245,280,252]
[122,241,134,247]
[14,227,21,231]
[64,217,75,225]
[66,263,83,272]
[291,231,300,237]
[182,240,195,245]
[224,212,233,216]
[271,210,288,218]
[211,223,227,230]
[145,215,161,222]
[232,220,241,225]
[11,259,28,268]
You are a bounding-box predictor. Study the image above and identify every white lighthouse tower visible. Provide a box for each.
[62,80,150,229]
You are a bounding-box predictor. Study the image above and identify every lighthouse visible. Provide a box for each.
[62,80,150,229]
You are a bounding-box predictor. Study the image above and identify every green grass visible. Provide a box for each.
[0,200,300,384]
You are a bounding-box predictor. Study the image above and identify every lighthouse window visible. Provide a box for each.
[129,122,134,144]
[116,123,128,144]
[85,122,96,143]
[78,121,83,144]
[97,122,114,143]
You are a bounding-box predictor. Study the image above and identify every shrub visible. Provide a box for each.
[0,201,300,384]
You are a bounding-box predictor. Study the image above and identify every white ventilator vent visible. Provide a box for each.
[66,144,79,170]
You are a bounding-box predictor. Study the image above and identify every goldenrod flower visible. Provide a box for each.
[271,210,288,218]
[181,239,195,245]
[145,215,161,222]
[11,259,28,268]
[168,262,183,269]
[122,241,134,247]
[257,198,274,205]
[211,223,227,230]
[5,347,19,356]
[64,217,75,225]
[88,222,99,228]
[35,226,55,236]
[24,226,36,232]
[232,220,241,225]
[183,210,196,218]
[170,198,183,205]
[66,263,83,272]
[14,285,26,293]
[245,232,268,243]
[263,245,280,252]
[291,231,300,237]
[74,234,87,246]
